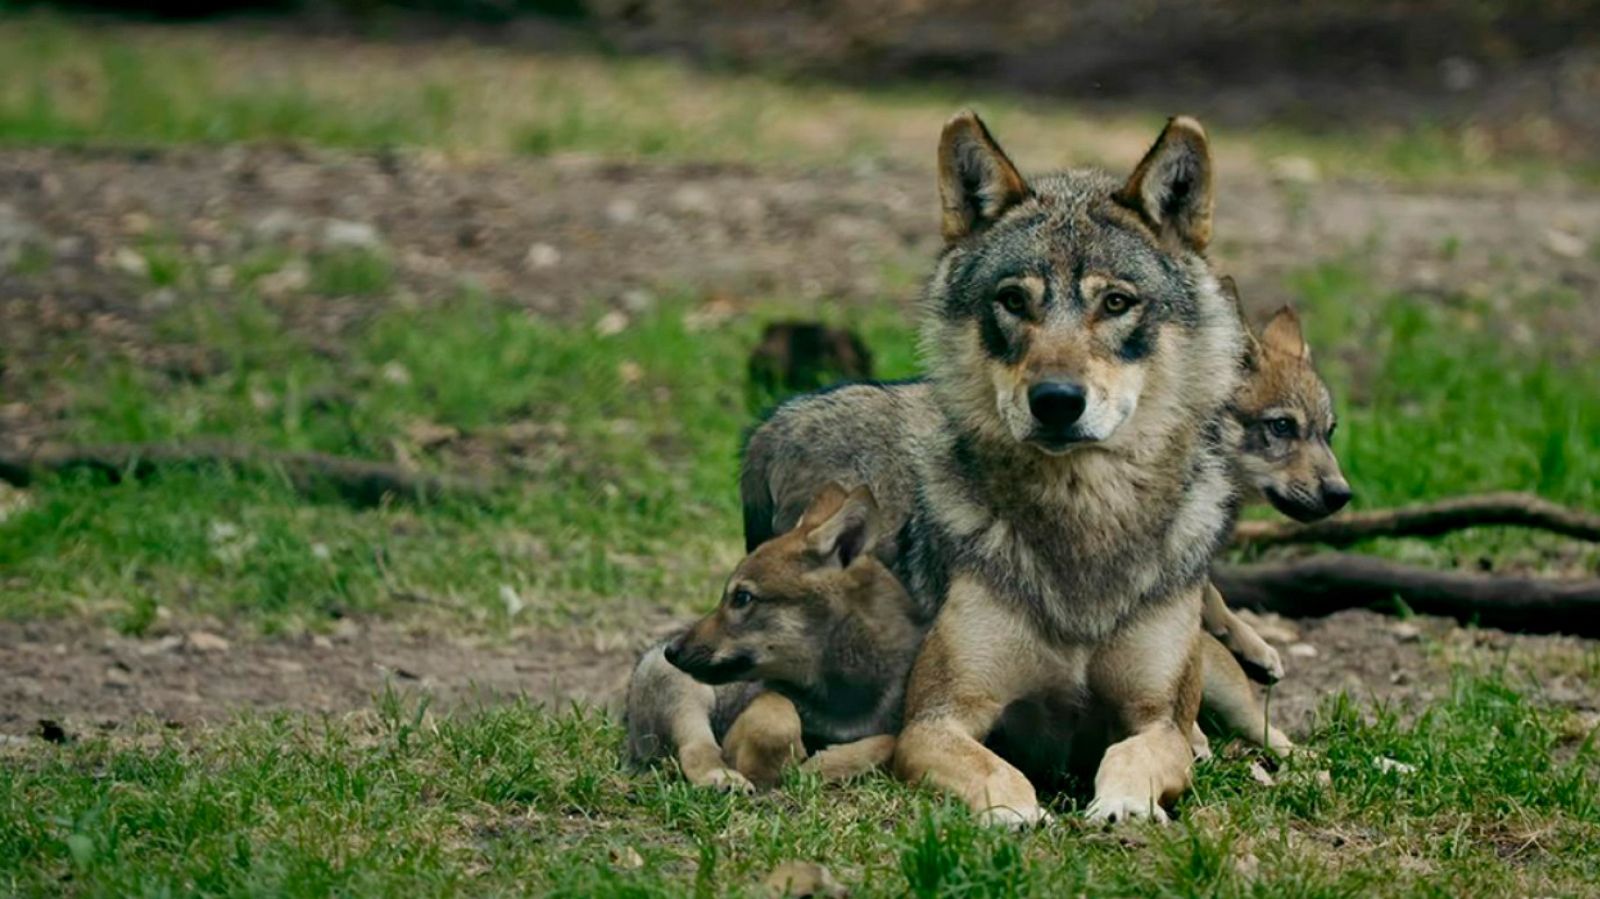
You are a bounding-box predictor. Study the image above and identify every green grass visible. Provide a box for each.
[0,269,924,631]
[2,242,1596,629]
[1,674,1595,896]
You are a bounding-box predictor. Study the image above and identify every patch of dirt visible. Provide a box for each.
[2,610,1594,741]
[0,616,671,739]
[1247,609,1600,734]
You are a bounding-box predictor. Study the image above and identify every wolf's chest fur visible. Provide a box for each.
[902,422,1235,644]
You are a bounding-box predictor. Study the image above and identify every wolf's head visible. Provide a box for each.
[1225,289,1352,522]
[667,484,912,688]
[920,112,1243,458]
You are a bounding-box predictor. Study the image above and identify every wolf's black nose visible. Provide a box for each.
[1321,480,1352,514]
[664,639,684,667]
[1028,381,1087,430]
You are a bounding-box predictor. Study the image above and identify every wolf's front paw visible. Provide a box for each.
[1085,795,1169,825]
[693,766,755,794]
[977,805,1053,829]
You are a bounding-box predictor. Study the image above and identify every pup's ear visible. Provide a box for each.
[1261,305,1311,361]
[938,110,1029,243]
[1219,275,1263,370]
[804,485,882,569]
[1117,116,1213,251]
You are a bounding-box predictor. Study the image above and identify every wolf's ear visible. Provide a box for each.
[938,110,1029,243]
[1261,305,1311,361]
[803,485,881,569]
[1219,275,1263,370]
[1117,116,1213,251]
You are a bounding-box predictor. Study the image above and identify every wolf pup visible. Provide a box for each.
[625,484,921,790]
[1202,279,1352,686]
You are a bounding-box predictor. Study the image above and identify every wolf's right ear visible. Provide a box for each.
[938,110,1029,243]
[1219,276,1263,370]
[1117,116,1214,251]
[803,485,882,569]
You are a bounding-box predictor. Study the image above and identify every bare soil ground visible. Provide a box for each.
[4,610,1597,744]
[3,146,1599,740]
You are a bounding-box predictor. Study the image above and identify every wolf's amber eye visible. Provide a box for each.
[729,588,755,610]
[1267,417,1298,438]
[1102,292,1139,316]
[995,286,1029,316]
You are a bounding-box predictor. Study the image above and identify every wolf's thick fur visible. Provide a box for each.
[625,485,920,790]
[746,111,1244,824]
[744,301,1346,761]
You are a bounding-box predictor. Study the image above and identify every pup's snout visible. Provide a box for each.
[1027,381,1087,431]
[663,635,687,668]
[1320,478,1352,514]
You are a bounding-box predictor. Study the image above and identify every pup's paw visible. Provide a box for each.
[694,767,755,794]
[1085,795,1169,826]
[1238,644,1285,685]
[976,805,1054,829]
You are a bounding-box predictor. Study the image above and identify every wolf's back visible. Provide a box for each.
[740,379,938,552]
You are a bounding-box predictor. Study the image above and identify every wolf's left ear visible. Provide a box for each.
[1219,276,1263,369]
[938,110,1030,243]
[1261,305,1311,361]
[805,485,882,569]
[1117,116,1214,251]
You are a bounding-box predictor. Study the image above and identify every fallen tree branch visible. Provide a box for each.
[1214,554,1600,638]
[0,442,495,509]
[1232,492,1600,549]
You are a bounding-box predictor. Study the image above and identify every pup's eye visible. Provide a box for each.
[1327,421,1338,440]
[729,588,755,610]
[1102,292,1140,316]
[1267,417,1298,438]
[995,286,1029,316]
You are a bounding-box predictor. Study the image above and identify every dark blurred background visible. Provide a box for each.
[15,0,1600,164]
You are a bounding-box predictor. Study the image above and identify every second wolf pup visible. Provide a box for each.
[625,484,921,790]
[1202,279,1352,685]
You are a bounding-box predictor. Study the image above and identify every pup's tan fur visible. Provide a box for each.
[625,485,919,789]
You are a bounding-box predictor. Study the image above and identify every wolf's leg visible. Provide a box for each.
[625,644,753,793]
[1200,635,1294,754]
[801,735,896,781]
[722,691,806,789]
[1189,723,1213,762]
[1201,580,1283,684]
[894,580,1047,828]
[1087,588,1204,824]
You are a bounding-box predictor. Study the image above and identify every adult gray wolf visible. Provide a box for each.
[749,110,1244,824]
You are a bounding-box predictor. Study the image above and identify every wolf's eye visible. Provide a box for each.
[995,286,1029,316]
[1267,417,1298,439]
[1102,292,1139,316]
[729,588,755,610]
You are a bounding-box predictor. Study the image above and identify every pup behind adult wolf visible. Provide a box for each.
[1203,281,1353,684]
[625,484,921,790]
